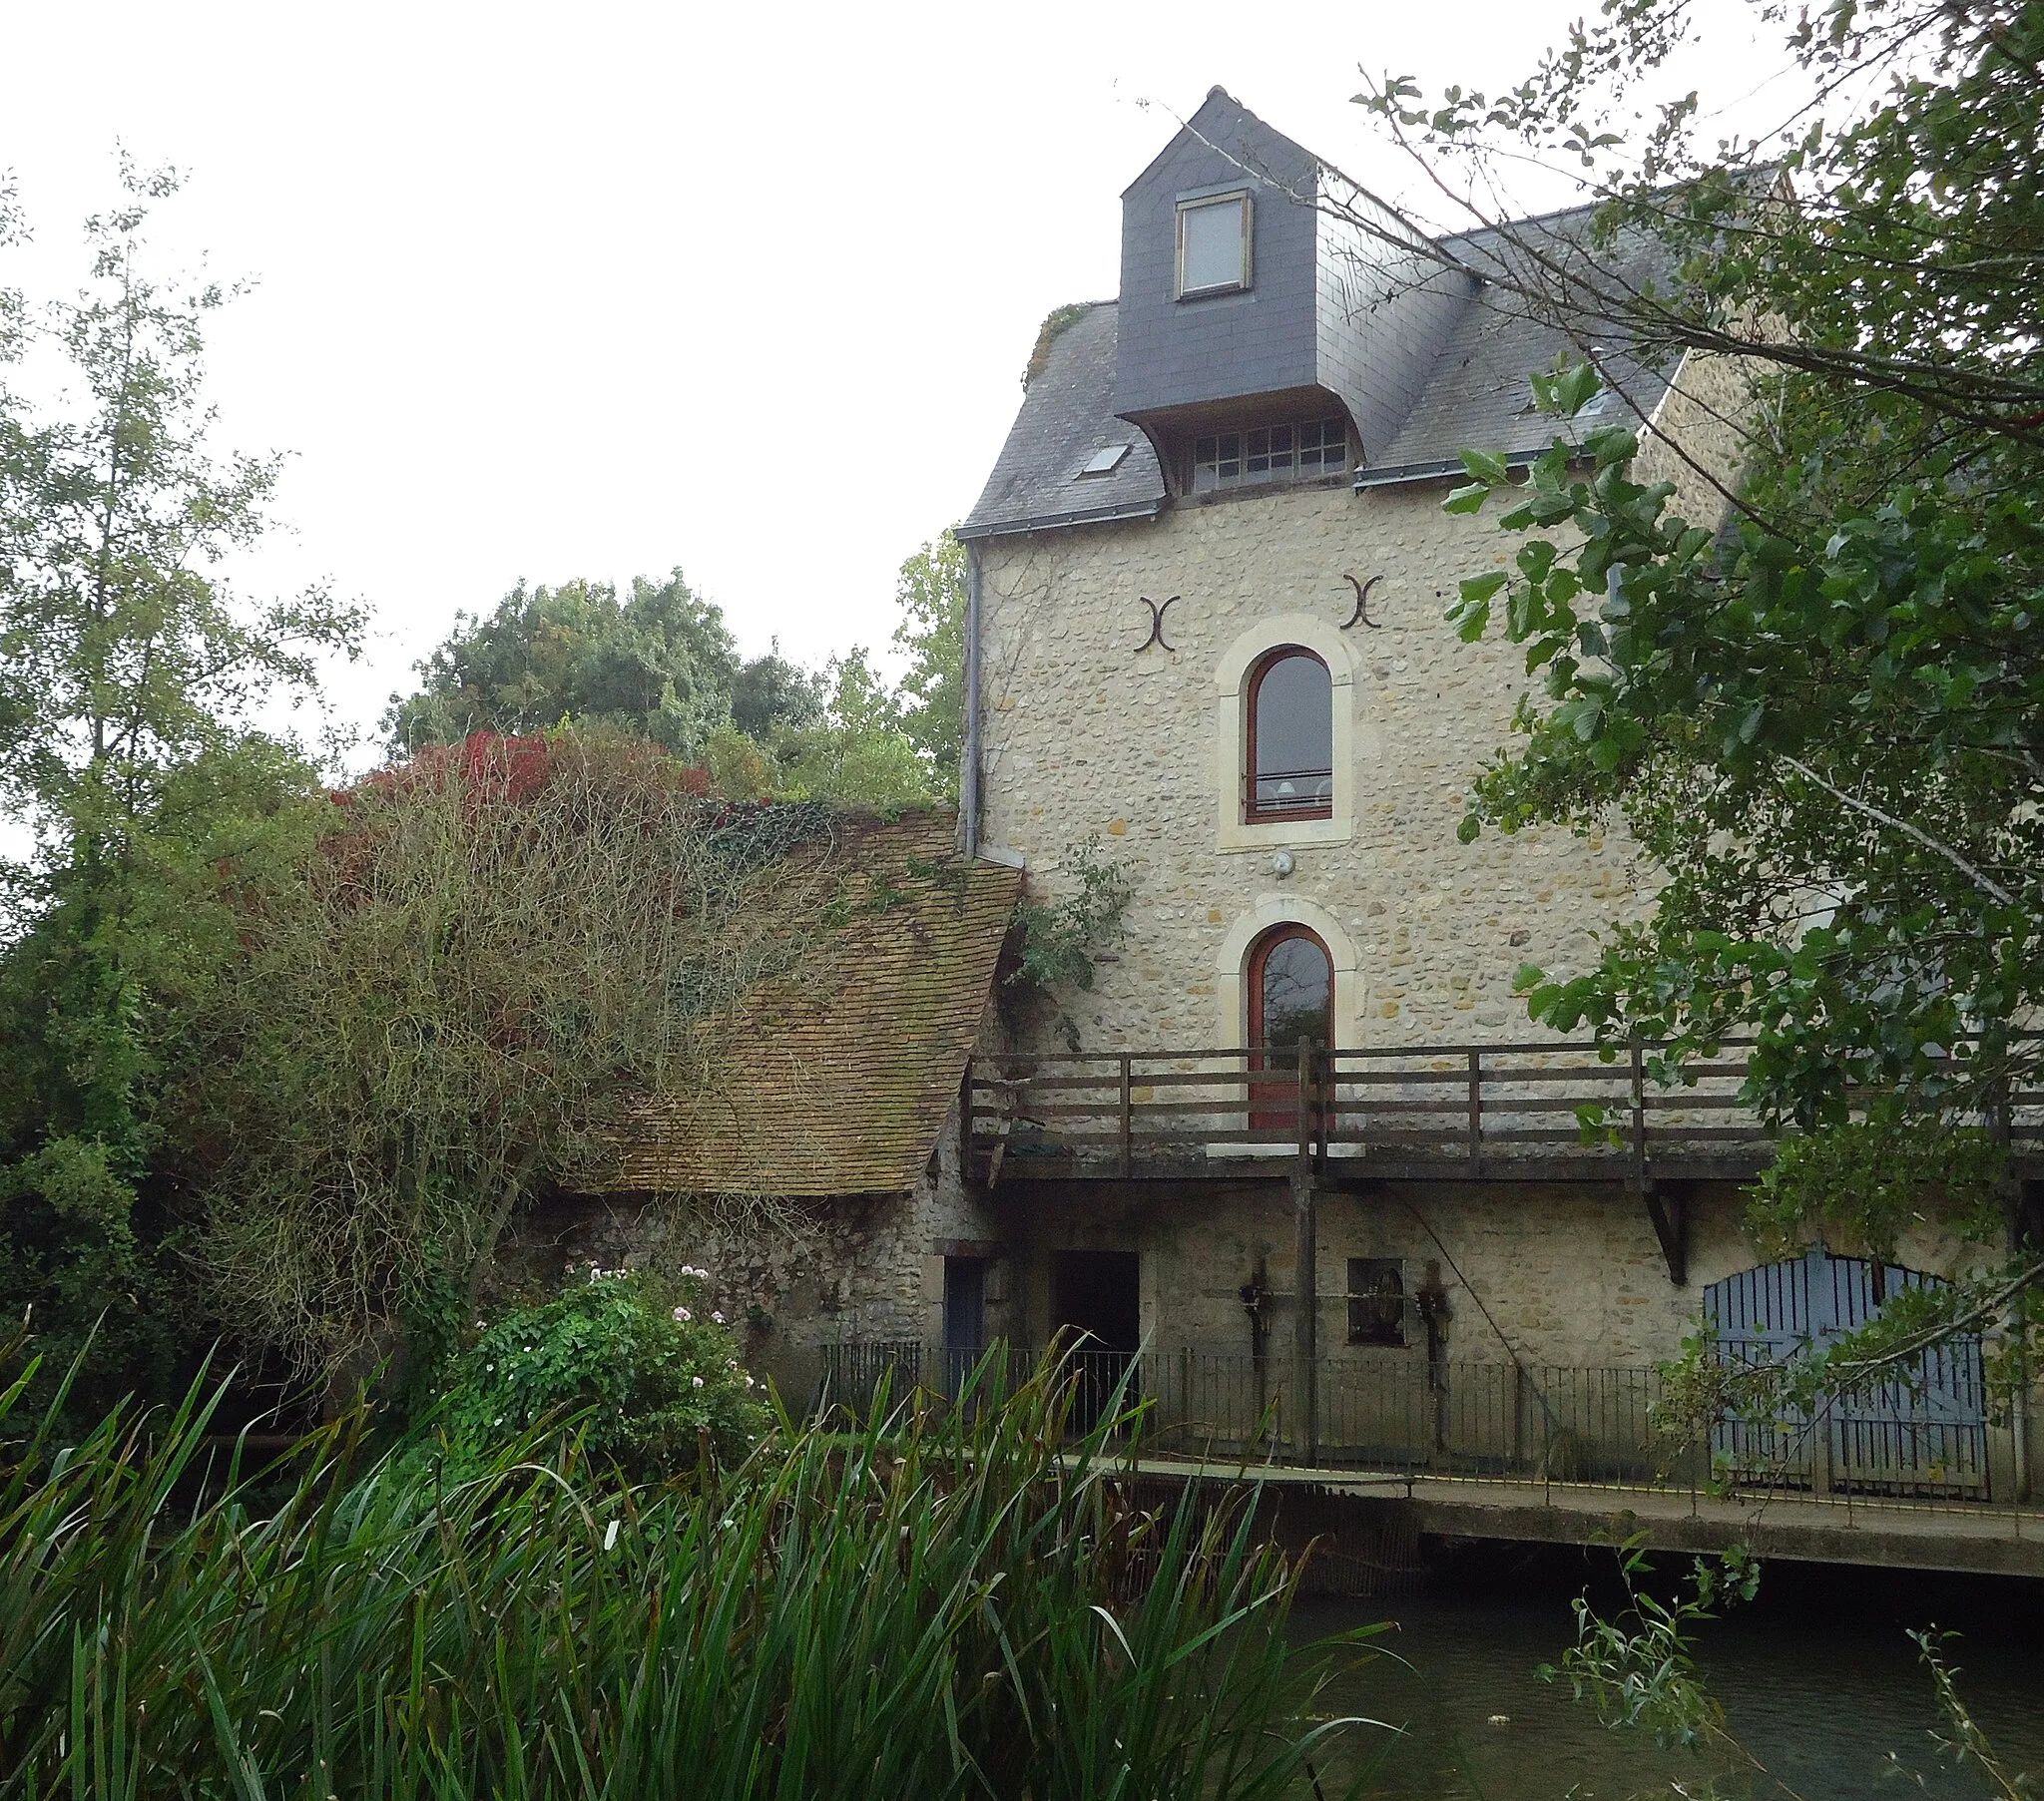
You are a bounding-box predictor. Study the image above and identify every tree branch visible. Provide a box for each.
[1779,754,2021,910]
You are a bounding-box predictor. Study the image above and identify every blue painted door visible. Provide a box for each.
[1703,1242,1986,1494]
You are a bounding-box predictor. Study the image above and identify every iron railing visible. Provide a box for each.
[818,1343,2042,1523]
[964,1041,2044,1179]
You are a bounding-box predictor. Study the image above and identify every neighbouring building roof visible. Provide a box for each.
[588,809,1020,1199]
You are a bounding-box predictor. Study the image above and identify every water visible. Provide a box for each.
[1294,1554,2044,1800]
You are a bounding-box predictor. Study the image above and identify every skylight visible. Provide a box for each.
[1077,443,1130,478]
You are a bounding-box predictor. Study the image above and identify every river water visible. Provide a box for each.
[1293,1551,2044,1800]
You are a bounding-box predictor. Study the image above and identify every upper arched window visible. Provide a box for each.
[1245,648,1332,821]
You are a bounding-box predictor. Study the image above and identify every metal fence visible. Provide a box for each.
[818,1343,2038,1520]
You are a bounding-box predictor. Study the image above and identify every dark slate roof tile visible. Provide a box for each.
[958,304,1168,540]
[962,203,1687,530]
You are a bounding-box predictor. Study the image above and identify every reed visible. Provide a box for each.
[0,1349,1371,1798]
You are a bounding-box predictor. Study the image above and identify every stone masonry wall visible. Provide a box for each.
[979,467,1647,1049]
[525,1097,1012,1407]
[976,347,1763,1051]
[1009,1180,1985,1371]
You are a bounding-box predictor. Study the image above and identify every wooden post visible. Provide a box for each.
[1119,1053,1133,1178]
[1293,1043,1319,1466]
[1465,1049,1482,1174]
[1630,1034,1648,1187]
[1292,1167,1318,1468]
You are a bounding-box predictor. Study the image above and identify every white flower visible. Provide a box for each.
[603,1519,620,1552]
[712,1310,726,1325]
[727,1359,738,1370]
[673,1306,691,1321]
[691,1375,705,1389]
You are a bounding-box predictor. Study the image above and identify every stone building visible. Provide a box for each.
[564,89,2032,1502]
[939,89,2036,1495]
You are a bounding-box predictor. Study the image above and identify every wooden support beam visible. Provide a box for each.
[1291,1168,1319,1468]
[1641,1181,1690,1286]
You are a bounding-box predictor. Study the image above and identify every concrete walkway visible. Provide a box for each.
[1119,1455,2044,1578]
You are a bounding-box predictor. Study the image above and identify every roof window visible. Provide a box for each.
[1076,443,1131,478]
[1177,192,1252,298]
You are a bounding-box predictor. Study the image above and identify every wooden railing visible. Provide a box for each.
[963,1041,2044,1182]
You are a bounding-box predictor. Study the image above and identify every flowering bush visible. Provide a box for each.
[432,1265,767,1475]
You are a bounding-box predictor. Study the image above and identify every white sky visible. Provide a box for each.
[3,0,1779,765]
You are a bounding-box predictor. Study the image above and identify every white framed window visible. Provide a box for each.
[1214,616,1357,854]
[1177,192,1252,298]
[1192,416,1347,493]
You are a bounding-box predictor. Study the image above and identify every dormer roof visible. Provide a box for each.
[959,95,1684,541]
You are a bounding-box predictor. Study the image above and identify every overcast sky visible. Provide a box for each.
[4,0,1779,762]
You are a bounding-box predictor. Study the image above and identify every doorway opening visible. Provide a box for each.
[1052,1250,1140,1429]
[942,1256,988,1398]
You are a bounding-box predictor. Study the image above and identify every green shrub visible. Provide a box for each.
[432,1264,767,1475]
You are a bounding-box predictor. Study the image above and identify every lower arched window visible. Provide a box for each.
[1247,924,1331,1129]
[1246,648,1332,821]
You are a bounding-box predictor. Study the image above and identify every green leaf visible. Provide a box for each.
[1530,360,1603,418]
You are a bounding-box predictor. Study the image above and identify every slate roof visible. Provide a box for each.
[959,302,1168,539]
[959,204,1683,535]
[1361,213,1682,484]
[587,810,1020,1199]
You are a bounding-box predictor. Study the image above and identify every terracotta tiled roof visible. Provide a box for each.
[587,809,1019,1198]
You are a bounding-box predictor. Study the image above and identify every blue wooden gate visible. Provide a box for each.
[1703,1242,1987,1495]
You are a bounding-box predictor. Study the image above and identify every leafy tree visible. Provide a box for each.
[0,163,360,1410]
[1344,0,2044,1375]
[385,569,740,757]
[767,647,935,810]
[889,530,966,785]
[729,639,824,740]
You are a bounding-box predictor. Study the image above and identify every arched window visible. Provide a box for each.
[1247,923,1332,1129]
[1248,924,1332,1051]
[1245,648,1332,821]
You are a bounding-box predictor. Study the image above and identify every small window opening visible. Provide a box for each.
[1077,443,1130,478]
[1347,1258,1405,1346]
[1246,648,1333,820]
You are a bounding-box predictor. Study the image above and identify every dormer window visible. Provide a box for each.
[1191,417,1347,493]
[1176,191,1252,298]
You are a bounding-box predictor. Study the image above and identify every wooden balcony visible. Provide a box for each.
[964,1040,2044,1191]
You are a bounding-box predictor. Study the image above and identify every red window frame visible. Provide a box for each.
[1244,647,1333,823]
[1246,923,1333,1131]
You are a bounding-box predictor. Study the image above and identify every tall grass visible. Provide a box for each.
[0,1349,1372,1798]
